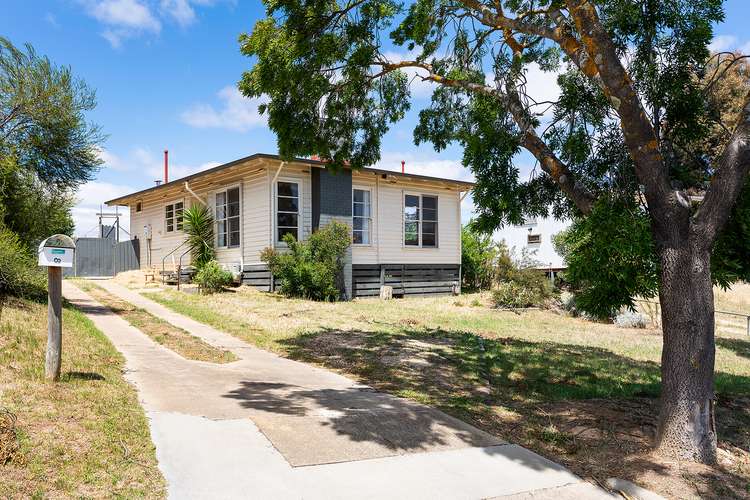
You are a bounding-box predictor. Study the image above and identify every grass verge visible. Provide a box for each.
[76,281,236,364]
[0,297,165,498]
[145,286,750,499]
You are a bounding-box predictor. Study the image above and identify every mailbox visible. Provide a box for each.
[38,234,76,268]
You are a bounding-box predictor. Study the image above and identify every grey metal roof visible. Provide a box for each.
[105,153,474,206]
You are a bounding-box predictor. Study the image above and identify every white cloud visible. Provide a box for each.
[709,35,738,53]
[82,0,222,47]
[83,0,161,47]
[72,181,134,237]
[181,86,268,132]
[98,146,221,181]
[373,152,473,183]
[96,147,131,171]
[523,62,561,110]
[160,0,196,27]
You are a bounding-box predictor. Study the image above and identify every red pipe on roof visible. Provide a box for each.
[164,150,169,183]
[401,160,405,174]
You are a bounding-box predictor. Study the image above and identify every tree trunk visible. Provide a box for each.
[655,235,717,463]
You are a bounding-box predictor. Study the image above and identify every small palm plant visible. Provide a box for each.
[182,204,215,270]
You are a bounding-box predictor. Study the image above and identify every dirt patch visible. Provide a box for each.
[512,397,750,500]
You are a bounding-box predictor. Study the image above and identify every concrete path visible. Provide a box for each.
[64,280,613,500]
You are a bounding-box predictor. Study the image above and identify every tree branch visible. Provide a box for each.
[565,0,676,221]
[372,57,597,213]
[693,91,750,246]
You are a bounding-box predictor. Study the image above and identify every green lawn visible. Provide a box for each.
[0,297,165,499]
[145,286,750,499]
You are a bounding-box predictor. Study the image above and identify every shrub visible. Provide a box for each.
[0,227,46,302]
[461,224,499,291]
[182,204,215,270]
[614,310,648,329]
[552,199,660,319]
[261,221,351,301]
[193,260,233,294]
[492,272,554,309]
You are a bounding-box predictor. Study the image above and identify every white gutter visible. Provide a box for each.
[269,161,286,248]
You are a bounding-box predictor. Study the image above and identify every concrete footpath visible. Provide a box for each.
[63,280,614,500]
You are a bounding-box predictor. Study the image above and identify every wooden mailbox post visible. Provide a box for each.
[38,234,76,381]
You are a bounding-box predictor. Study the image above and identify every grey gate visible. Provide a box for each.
[68,237,140,277]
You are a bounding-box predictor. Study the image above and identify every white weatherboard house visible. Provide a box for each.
[106,153,474,299]
[495,216,570,274]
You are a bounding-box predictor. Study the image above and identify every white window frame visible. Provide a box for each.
[215,184,242,249]
[403,192,439,248]
[275,178,302,246]
[527,233,542,245]
[352,186,373,246]
[164,199,184,233]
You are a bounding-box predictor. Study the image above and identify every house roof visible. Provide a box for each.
[105,153,475,206]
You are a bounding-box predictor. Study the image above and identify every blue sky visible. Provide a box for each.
[2,0,749,236]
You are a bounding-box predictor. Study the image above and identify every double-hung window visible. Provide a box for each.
[404,194,438,247]
[352,188,372,245]
[216,187,240,248]
[276,181,299,242]
[165,201,183,233]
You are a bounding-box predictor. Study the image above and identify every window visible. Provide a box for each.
[165,201,183,233]
[135,201,142,213]
[527,233,541,245]
[404,194,438,247]
[276,181,299,242]
[216,187,240,248]
[352,189,371,244]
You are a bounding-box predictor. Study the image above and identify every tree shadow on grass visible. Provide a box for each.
[274,327,750,498]
[717,337,750,360]
[281,327,664,404]
[62,371,105,381]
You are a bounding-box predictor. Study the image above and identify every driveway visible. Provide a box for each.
[63,280,613,499]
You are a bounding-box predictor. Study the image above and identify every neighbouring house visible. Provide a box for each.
[495,215,570,278]
[105,153,473,299]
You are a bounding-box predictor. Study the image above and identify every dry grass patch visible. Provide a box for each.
[112,270,163,290]
[0,297,165,498]
[146,286,750,499]
[77,281,237,364]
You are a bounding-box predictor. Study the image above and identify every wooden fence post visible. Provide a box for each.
[45,266,62,381]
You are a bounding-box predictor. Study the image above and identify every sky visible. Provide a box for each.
[2,0,750,238]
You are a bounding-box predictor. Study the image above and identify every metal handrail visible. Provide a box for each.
[176,246,192,291]
[161,240,189,284]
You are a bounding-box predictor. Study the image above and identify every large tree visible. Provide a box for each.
[0,37,102,248]
[239,0,750,462]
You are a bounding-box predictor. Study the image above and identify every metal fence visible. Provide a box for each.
[636,300,750,337]
[64,237,140,277]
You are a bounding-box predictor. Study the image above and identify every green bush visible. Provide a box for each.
[553,199,659,319]
[461,224,499,291]
[261,221,351,301]
[492,268,555,309]
[0,227,46,304]
[193,260,233,294]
